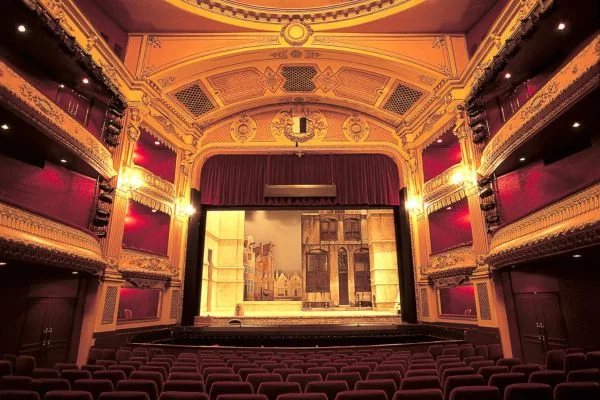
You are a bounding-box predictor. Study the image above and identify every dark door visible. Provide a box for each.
[514,292,568,364]
[338,249,349,305]
[18,297,77,367]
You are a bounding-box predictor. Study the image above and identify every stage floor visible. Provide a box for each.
[195,309,401,327]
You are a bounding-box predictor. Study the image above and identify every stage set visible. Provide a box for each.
[196,209,402,328]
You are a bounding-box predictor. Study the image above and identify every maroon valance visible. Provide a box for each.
[200,154,400,207]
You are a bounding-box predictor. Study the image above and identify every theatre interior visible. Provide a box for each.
[0,0,599,399]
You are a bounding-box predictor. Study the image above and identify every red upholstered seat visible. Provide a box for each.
[448,386,500,400]
[440,367,474,387]
[246,373,282,393]
[554,382,600,400]
[366,371,402,388]
[477,366,509,385]
[0,390,40,400]
[168,372,204,381]
[116,350,132,363]
[375,364,405,376]
[435,359,461,371]
[503,383,553,400]
[272,394,326,400]
[213,395,266,400]
[306,368,336,380]
[406,369,438,378]
[271,369,300,381]
[231,364,259,374]
[102,350,117,361]
[488,373,527,397]
[469,361,494,373]
[458,347,475,360]
[209,381,253,400]
[496,358,522,370]
[339,366,369,380]
[286,374,321,392]
[93,371,128,388]
[44,390,93,400]
[73,379,114,400]
[120,362,143,371]
[257,382,301,400]
[398,376,442,391]
[110,366,136,378]
[97,361,119,369]
[159,392,209,400]
[528,370,565,390]
[473,346,488,361]
[438,363,467,378]
[172,367,199,374]
[98,392,150,400]
[291,364,318,374]
[392,388,443,400]
[0,363,12,379]
[587,352,600,369]
[31,370,60,380]
[305,380,348,400]
[462,356,485,367]
[428,346,444,360]
[325,373,361,392]
[545,351,565,371]
[146,363,171,375]
[355,378,397,399]
[54,363,78,372]
[30,379,70,398]
[441,349,459,358]
[162,379,205,393]
[116,379,159,400]
[203,368,234,381]
[88,349,103,365]
[510,364,543,379]
[61,369,92,387]
[333,389,387,400]
[413,353,434,361]
[564,353,588,373]
[567,368,600,383]
[15,357,36,377]
[205,374,242,394]
[131,371,165,392]
[443,374,484,400]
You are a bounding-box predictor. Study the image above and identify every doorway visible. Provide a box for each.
[338,248,349,305]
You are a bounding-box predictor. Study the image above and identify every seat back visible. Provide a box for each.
[503,383,552,400]
[554,382,600,400]
[61,369,92,387]
[73,379,114,400]
[567,368,600,383]
[30,379,70,398]
[162,379,204,393]
[334,390,387,400]
[0,390,40,400]
[98,392,150,400]
[304,381,348,400]
[257,382,302,400]
[15,357,36,377]
[392,388,443,400]
[355,378,397,399]
[44,390,93,400]
[443,374,484,400]
[208,381,253,400]
[116,379,158,400]
[286,374,322,392]
[246,373,282,393]
[488,373,527,397]
[398,376,442,391]
[447,386,500,400]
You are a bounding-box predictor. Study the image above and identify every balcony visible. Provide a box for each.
[0,201,106,273]
[486,183,600,268]
[478,34,600,176]
[0,60,116,178]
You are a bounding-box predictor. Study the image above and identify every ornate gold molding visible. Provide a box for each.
[130,165,176,215]
[486,183,600,268]
[230,114,257,143]
[423,245,476,279]
[479,35,600,176]
[0,60,117,178]
[423,164,466,206]
[343,114,370,143]
[0,201,106,273]
[120,248,176,280]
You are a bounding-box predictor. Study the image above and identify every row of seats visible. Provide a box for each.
[2,344,599,400]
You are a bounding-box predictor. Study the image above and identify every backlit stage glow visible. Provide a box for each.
[199,209,401,326]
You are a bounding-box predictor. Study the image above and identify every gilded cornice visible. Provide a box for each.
[0,60,117,178]
[130,165,176,215]
[486,183,600,268]
[423,164,466,206]
[423,245,476,277]
[479,35,600,176]
[0,201,106,273]
[164,0,427,31]
[119,248,176,280]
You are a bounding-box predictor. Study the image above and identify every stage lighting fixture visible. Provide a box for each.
[104,135,119,147]
[480,202,496,212]
[105,121,122,135]
[519,157,526,162]
[558,22,566,31]
[468,112,487,126]
[477,176,494,187]
[59,159,67,164]
[504,39,522,58]
[473,131,489,144]
[95,208,111,218]
[98,193,114,204]
[487,226,499,234]
[479,187,494,199]
[572,121,581,128]
[92,216,109,227]
[99,182,115,193]
[504,72,512,79]
[17,25,27,33]
[471,123,487,135]
[572,254,582,258]
[107,107,124,119]
[0,261,6,266]
[1,124,9,130]
[485,215,501,224]
[95,231,107,239]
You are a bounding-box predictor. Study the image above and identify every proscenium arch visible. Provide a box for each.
[146,43,447,129]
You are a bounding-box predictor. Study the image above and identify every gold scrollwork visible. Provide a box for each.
[271,107,327,144]
[230,113,257,143]
[343,114,370,142]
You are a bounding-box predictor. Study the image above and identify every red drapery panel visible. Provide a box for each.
[0,154,96,230]
[428,197,473,254]
[122,200,171,256]
[200,154,400,206]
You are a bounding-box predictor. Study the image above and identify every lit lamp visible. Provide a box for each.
[118,169,143,193]
[177,201,196,218]
[404,197,422,213]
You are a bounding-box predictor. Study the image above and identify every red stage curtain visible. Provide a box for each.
[200,154,400,206]
[0,154,96,230]
[428,197,473,254]
[122,199,171,256]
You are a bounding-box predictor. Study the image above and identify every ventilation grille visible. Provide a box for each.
[173,84,216,117]
[281,66,317,92]
[170,290,181,320]
[382,82,424,115]
[102,287,118,324]
[420,288,429,318]
[477,282,491,320]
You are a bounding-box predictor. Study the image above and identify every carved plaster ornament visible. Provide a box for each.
[271,107,327,144]
[343,114,370,142]
[280,20,313,46]
[230,113,257,143]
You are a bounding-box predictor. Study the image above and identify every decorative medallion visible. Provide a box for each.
[271,107,327,144]
[343,114,370,142]
[281,20,313,46]
[230,113,257,143]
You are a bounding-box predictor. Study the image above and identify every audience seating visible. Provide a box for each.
[209,381,253,400]
[324,373,360,392]
[448,386,500,400]
[478,366,509,385]
[399,376,441,391]
[0,390,41,400]
[354,378,397,399]
[366,371,402,388]
[257,382,302,400]
[553,381,600,400]
[305,381,348,400]
[246,373,282,393]
[488,373,527,397]
[503,383,553,400]
[286,374,322,392]
[162,379,204,393]
[30,370,59,380]
[15,357,36,378]
[544,351,564,371]
[567,368,600,383]
[115,380,158,400]
[443,374,484,400]
[73,379,114,400]
[98,392,150,400]
[276,394,327,400]
[392,388,443,400]
[563,353,587,373]
[44,390,93,399]
[333,389,387,400]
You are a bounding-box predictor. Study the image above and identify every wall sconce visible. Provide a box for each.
[405,197,422,213]
[177,201,196,218]
[118,169,143,193]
